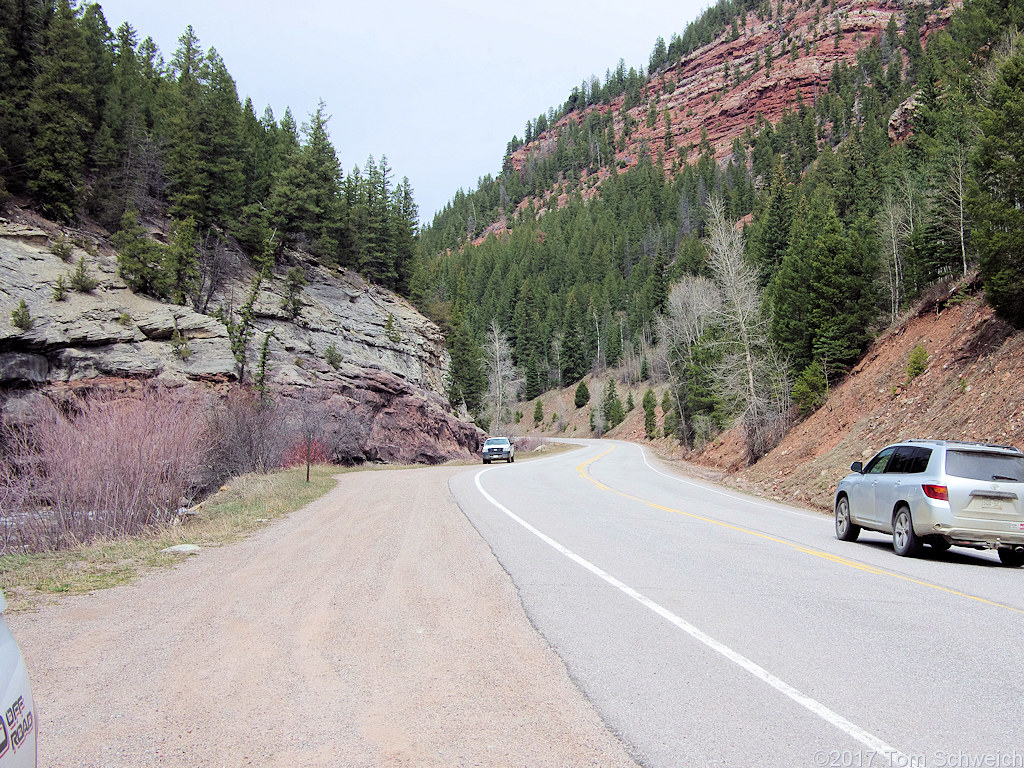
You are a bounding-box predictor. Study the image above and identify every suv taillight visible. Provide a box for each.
[922,484,949,501]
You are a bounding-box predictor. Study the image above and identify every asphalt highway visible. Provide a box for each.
[450,439,1024,768]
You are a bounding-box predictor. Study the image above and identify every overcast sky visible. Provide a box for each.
[96,0,707,224]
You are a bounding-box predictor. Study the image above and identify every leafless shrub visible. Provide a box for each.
[287,390,331,482]
[207,389,286,476]
[323,395,373,464]
[513,435,546,452]
[1,387,210,552]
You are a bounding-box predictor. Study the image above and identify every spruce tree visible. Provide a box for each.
[643,388,657,439]
[972,48,1024,327]
[574,380,590,408]
[26,0,94,222]
[163,217,200,305]
[113,207,164,295]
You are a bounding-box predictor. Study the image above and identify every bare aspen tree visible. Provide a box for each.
[705,197,791,463]
[945,141,970,278]
[656,275,720,444]
[934,96,977,279]
[879,189,911,323]
[483,320,523,433]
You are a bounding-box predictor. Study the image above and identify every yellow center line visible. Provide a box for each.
[576,445,1024,616]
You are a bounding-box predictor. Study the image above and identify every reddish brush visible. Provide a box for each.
[280,439,331,468]
[1,387,210,552]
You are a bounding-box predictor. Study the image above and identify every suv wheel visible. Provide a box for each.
[997,548,1024,567]
[892,506,922,557]
[835,496,860,542]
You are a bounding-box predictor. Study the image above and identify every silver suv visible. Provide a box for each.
[834,440,1024,565]
[0,591,36,767]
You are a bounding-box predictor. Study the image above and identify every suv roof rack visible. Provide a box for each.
[903,438,1021,452]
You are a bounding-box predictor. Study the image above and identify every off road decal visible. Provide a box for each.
[4,696,32,756]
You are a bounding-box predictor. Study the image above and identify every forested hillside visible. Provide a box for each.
[414,0,1024,461]
[0,0,418,295]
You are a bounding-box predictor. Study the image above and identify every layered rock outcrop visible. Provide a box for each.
[0,217,482,464]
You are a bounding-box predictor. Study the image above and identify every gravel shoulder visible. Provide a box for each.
[11,465,640,767]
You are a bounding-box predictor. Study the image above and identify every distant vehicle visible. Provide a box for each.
[834,439,1024,565]
[482,437,515,464]
[0,591,36,767]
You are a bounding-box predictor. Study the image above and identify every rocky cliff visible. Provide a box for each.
[0,211,482,464]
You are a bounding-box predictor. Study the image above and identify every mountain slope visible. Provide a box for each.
[474,0,956,242]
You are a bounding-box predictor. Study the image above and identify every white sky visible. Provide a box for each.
[95,0,708,224]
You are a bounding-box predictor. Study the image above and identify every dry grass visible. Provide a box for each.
[0,464,341,612]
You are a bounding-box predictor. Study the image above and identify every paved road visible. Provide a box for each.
[451,440,1024,768]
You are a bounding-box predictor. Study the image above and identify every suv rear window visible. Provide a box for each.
[945,450,1024,482]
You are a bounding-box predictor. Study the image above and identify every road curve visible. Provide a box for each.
[450,439,1024,768]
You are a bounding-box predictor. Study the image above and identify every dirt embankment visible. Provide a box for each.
[11,466,639,768]
[699,289,1023,510]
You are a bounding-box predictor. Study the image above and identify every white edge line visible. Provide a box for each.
[473,467,908,760]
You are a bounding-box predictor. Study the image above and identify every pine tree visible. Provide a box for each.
[390,176,418,295]
[0,0,48,198]
[359,155,395,284]
[972,48,1024,326]
[268,101,342,260]
[561,290,588,383]
[748,161,794,283]
[163,216,200,305]
[89,21,145,225]
[602,378,625,429]
[163,25,205,223]
[574,380,590,408]
[198,48,245,227]
[26,0,94,222]
[112,207,164,295]
[446,310,486,414]
[643,388,658,439]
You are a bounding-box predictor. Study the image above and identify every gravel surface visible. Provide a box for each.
[11,466,640,767]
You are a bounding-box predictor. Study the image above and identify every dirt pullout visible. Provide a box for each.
[12,466,639,767]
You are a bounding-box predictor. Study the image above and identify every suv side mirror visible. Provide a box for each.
[850,461,863,473]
